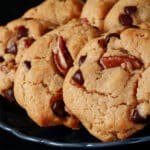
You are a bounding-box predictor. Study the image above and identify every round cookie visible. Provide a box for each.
[14,19,100,127]
[81,0,118,31]
[0,18,51,102]
[23,0,84,28]
[104,0,150,31]
[63,27,150,141]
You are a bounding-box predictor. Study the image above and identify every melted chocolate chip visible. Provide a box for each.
[119,14,133,26]
[0,56,4,62]
[52,100,68,117]
[98,39,107,49]
[24,61,31,69]
[24,38,35,48]
[105,33,120,45]
[72,70,84,86]
[3,87,15,102]
[131,109,150,124]
[79,55,87,66]
[16,26,28,40]
[124,6,137,15]
[6,42,17,54]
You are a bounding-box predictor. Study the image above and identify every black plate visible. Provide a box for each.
[1,0,150,149]
[1,97,150,149]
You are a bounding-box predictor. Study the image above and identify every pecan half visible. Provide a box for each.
[100,56,142,69]
[53,36,73,76]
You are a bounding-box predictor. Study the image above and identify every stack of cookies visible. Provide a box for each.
[1,0,150,142]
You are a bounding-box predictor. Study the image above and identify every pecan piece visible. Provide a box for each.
[100,56,142,69]
[53,36,73,76]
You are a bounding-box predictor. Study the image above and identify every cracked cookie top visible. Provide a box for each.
[23,0,84,28]
[14,19,100,128]
[63,27,150,142]
[104,0,150,31]
[0,18,51,102]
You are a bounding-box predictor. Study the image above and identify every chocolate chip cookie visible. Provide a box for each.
[81,0,118,31]
[23,0,84,28]
[0,18,51,102]
[14,19,100,127]
[104,0,150,31]
[63,27,150,141]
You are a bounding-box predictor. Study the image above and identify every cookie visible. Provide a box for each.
[104,0,150,31]
[14,19,100,127]
[23,0,84,28]
[63,27,150,141]
[81,0,118,31]
[0,18,51,102]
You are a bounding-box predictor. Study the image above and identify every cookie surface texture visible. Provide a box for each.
[14,19,100,127]
[63,27,150,141]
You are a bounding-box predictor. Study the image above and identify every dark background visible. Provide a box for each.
[0,0,149,150]
[0,127,149,150]
[0,0,43,25]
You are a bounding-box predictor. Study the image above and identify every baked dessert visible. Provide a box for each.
[23,0,84,28]
[81,0,118,31]
[0,18,51,102]
[104,0,150,31]
[63,27,150,141]
[14,19,100,127]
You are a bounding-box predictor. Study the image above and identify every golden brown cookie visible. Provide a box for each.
[14,19,100,127]
[81,0,118,31]
[0,18,51,102]
[23,0,84,28]
[104,0,150,31]
[63,27,150,141]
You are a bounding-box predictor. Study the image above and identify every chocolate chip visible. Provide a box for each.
[98,39,107,49]
[51,100,68,118]
[124,6,137,15]
[105,33,120,45]
[131,109,150,124]
[24,61,31,69]
[3,87,15,102]
[6,42,17,54]
[72,70,84,86]
[16,26,28,40]
[119,14,133,26]
[79,55,87,66]
[0,56,4,62]
[24,38,35,48]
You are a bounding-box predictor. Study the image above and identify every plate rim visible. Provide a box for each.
[0,121,150,148]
